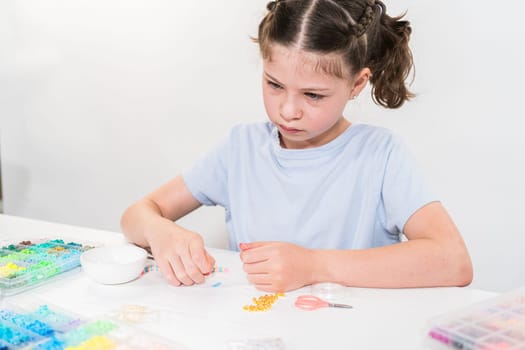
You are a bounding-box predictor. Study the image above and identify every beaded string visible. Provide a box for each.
[141,264,230,288]
[142,264,229,275]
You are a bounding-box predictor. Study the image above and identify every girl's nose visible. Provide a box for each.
[280,95,302,121]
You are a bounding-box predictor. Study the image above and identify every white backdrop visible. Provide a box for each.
[1,0,524,292]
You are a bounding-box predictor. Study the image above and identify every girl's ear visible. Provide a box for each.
[349,68,371,99]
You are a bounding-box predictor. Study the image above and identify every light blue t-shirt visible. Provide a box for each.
[183,122,437,251]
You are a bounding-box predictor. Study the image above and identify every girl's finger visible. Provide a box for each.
[205,250,216,272]
[168,255,194,286]
[239,241,270,251]
[243,260,269,274]
[180,251,205,284]
[240,249,270,264]
[189,241,213,274]
[156,258,181,286]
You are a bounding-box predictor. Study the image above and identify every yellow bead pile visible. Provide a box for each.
[243,293,285,312]
[0,262,26,278]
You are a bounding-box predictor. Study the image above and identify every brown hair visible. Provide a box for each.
[255,0,414,109]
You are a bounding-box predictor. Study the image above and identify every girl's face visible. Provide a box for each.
[262,45,364,149]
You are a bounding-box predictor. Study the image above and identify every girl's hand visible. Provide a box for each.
[239,241,314,292]
[146,223,215,286]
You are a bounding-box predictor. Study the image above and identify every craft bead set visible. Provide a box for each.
[0,302,179,349]
[0,238,291,349]
[427,288,525,350]
[0,240,93,297]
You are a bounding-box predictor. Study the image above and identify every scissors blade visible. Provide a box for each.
[328,303,353,309]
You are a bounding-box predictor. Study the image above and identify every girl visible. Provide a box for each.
[121,0,473,292]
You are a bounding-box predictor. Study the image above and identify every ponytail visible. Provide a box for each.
[368,3,414,108]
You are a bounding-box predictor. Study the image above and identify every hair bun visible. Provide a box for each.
[266,1,278,12]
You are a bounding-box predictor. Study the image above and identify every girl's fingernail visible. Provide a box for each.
[239,243,248,250]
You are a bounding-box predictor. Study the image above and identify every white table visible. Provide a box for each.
[0,214,497,350]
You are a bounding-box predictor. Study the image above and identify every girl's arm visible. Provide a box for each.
[121,175,215,286]
[240,201,473,292]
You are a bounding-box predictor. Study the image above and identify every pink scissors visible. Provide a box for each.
[294,295,353,311]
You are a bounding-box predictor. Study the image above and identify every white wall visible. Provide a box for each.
[1,0,524,292]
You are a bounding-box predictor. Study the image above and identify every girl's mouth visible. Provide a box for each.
[279,124,301,134]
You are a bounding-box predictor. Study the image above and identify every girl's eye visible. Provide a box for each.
[305,92,324,101]
[267,80,282,89]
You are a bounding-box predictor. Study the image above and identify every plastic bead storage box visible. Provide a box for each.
[427,288,525,350]
[0,240,92,297]
[0,301,179,349]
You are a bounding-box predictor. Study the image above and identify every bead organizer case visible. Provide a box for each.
[0,301,181,349]
[427,288,525,350]
[0,239,92,297]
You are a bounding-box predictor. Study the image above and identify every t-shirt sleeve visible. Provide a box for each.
[181,131,231,207]
[379,136,438,234]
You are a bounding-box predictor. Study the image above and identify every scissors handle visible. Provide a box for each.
[294,295,326,310]
[295,295,352,311]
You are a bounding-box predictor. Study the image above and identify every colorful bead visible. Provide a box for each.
[212,266,229,273]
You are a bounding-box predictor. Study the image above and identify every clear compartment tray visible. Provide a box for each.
[0,300,184,349]
[0,239,93,297]
[427,287,525,350]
